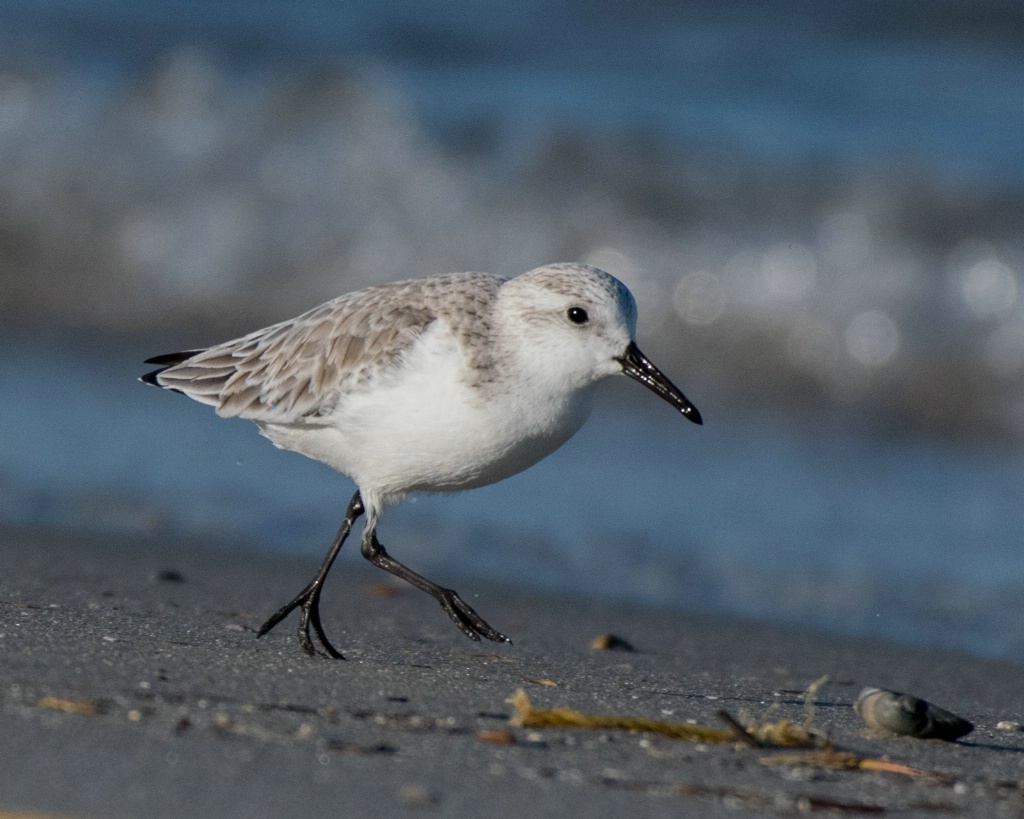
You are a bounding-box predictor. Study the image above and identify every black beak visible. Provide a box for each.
[617,342,703,425]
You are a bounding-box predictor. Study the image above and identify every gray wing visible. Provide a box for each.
[143,273,503,422]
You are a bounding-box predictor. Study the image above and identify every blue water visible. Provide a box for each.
[1,333,1022,660]
[0,2,1021,443]
[3,1,1021,187]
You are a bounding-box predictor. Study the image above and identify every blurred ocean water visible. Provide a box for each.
[0,2,1022,657]
[2,332,1024,660]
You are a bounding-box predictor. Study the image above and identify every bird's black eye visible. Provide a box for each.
[566,306,589,325]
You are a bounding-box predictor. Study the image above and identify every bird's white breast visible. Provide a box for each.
[257,321,595,508]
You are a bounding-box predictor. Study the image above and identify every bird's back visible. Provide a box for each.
[142,272,506,423]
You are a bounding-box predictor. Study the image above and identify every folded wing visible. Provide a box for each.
[142,285,441,422]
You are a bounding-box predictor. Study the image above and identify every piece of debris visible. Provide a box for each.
[507,685,954,785]
[854,687,973,741]
[507,689,817,746]
[523,678,558,687]
[800,675,830,732]
[477,729,516,745]
[590,633,635,651]
[716,710,764,747]
[996,720,1023,732]
[325,739,397,755]
[762,750,949,783]
[35,696,105,716]
[365,583,401,598]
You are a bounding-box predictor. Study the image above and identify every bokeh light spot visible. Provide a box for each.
[672,271,726,326]
[845,310,900,367]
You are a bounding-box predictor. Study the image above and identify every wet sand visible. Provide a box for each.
[2,526,1024,818]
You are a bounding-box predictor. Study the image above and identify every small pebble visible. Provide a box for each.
[398,784,437,805]
[590,634,635,651]
[996,720,1023,732]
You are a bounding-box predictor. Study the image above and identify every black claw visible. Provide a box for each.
[308,599,343,659]
[257,583,344,659]
[257,589,309,638]
[438,589,510,644]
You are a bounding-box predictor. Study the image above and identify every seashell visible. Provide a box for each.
[854,687,973,741]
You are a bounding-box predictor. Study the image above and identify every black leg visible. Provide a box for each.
[257,491,364,658]
[360,527,510,644]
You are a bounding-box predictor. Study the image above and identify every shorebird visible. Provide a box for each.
[142,263,702,657]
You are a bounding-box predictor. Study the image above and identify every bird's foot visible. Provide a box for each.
[257,582,344,659]
[437,588,510,644]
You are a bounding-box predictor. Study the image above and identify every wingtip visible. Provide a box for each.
[139,369,163,387]
[141,350,200,389]
[144,350,201,366]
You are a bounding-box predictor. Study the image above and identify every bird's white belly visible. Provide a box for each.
[257,324,595,506]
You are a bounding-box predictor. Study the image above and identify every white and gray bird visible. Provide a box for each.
[142,262,702,657]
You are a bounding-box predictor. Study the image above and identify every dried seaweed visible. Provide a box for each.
[507,689,817,746]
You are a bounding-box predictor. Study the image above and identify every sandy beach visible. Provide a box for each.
[2,525,1024,818]
[2,6,1022,818]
